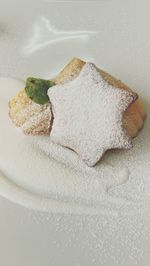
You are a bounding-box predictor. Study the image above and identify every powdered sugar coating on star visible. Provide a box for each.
[48,63,136,166]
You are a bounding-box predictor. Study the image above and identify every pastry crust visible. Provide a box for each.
[9,89,51,135]
[9,58,146,137]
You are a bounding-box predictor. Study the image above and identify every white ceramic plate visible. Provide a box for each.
[0,1,150,265]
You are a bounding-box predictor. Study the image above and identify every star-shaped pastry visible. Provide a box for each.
[48,63,137,167]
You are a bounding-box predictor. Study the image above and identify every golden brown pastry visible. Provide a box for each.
[9,58,146,137]
[9,89,51,135]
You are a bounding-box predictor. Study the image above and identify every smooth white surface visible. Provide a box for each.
[0,0,150,265]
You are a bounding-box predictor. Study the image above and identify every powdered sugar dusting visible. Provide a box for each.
[0,77,149,219]
[48,63,135,166]
[21,102,51,135]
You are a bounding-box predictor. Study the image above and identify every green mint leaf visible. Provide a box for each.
[25,77,55,104]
